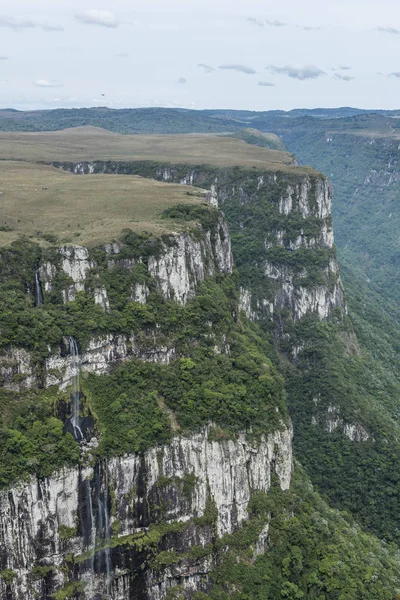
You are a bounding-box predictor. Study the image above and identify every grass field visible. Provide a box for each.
[0,161,208,247]
[0,127,317,247]
[0,126,303,170]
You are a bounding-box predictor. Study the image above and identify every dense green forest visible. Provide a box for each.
[215,166,400,545]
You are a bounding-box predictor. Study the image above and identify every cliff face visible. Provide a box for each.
[0,427,292,600]
[0,198,293,600]
[0,216,233,392]
[41,220,232,307]
[51,161,345,324]
[0,159,354,600]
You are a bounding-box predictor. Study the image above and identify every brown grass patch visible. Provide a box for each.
[0,161,208,247]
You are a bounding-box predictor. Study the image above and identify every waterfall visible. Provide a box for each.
[34,269,43,306]
[86,479,96,573]
[95,459,112,596]
[68,336,83,440]
[104,457,112,596]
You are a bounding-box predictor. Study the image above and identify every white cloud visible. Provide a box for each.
[247,17,287,27]
[258,81,275,86]
[268,64,326,80]
[375,26,400,35]
[219,64,257,74]
[75,10,119,28]
[247,17,264,27]
[177,77,187,84]
[265,19,286,27]
[0,56,8,60]
[334,74,354,81]
[0,16,63,32]
[198,63,215,73]
[33,79,63,88]
[41,23,64,32]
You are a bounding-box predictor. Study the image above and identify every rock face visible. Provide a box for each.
[262,177,345,321]
[311,404,371,442]
[0,159,348,599]
[0,215,233,392]
[45,334,176,390]
[50,161,344,323]
[0,426,293,600]
[40,217,232,307]
[147,225,232,305]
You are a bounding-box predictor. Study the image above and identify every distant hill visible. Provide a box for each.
[0,107,243,134]
[1,105,400,135]
[226,128,286,150]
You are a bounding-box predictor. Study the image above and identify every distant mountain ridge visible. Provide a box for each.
[1,105,400,134]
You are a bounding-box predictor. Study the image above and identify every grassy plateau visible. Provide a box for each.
[0,126,297,169]
[0,161,209,246]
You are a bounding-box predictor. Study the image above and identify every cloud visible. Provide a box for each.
[247,17,264,27]
[375,26,400,35]
[332,65,352,72]
[219,64,257,74]
[75,10,118,28]
[198,63,215,73]
[265,19,286,27]
[302,26,321,31]
[33,79,63,88]
[41,23,64,32]
[334,73,354,81]
[389,72,400,78]
[177,77,187,84]
[268,64,325,80]
[0,56,8,60]
[258,81,275,87]
[0,16,63,31]
[247,18,287,27]
[115,53,129,58]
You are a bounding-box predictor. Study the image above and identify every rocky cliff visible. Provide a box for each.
[0,214,233,392]
[0,159,354,600]
[50,161,345,324]
[0,196,293,600]
[0,426,292,600]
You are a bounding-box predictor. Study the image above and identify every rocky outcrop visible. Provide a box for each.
[264,259,344,321]
[0,425,293,600]
[147,224,232,304]
[0,215,233,392]
[45,334,175,389]
[311,404,371,442]
[39,215,232,307]
[0,348,38,391]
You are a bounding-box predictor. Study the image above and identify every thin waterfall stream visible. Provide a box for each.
[66,338,112,593]
[104,457,112,596]
[85,479,96,574]
[34,269,43,307]
[68,336,83,441]
[96,459,112,597]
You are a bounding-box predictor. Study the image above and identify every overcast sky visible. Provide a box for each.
[1,0,400,111]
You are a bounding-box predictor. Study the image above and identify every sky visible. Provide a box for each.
[1,0,400,111]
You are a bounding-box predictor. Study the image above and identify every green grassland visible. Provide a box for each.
[0,161,208,246]
[0,127,316,247]
[226,128,286,150]
[0,126,298,169]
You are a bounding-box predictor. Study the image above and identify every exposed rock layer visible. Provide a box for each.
[0,426,293,600]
